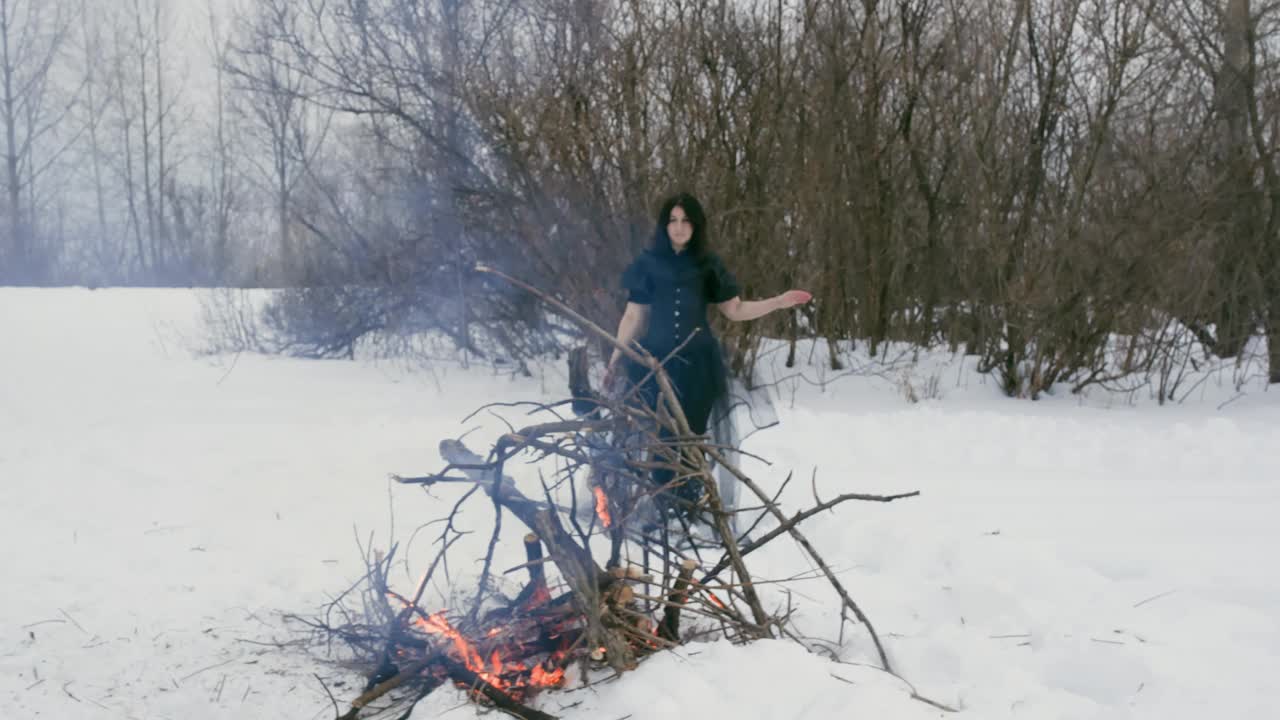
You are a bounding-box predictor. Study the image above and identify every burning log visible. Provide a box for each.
[532,508,638,672]
[434,438,639,673]
[511,534,549,609]
[439,656,558,720]
[657,559,697,642]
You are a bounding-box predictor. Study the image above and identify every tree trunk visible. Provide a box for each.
[1212,0,1258,358]
[1,0,24,278]
[154,0,170,277]
[135,2,157,275]
[209,7,232,281]
[1270,293,1280,383]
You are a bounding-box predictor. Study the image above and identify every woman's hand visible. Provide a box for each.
[778,289,813,309]
[602,358,628,396]
[602,360,618,390]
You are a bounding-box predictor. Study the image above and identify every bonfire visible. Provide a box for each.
[304,268,923,720]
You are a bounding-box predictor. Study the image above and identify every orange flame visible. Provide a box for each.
[419,612,493,682]
[706,591,728,610]
[592,486,612,528]
[413,611,565,691]
[530,664,565,686]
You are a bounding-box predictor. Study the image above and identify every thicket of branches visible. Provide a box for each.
[5,0,1280,394]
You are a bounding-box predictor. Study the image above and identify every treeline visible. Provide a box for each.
[4,0,1278,396]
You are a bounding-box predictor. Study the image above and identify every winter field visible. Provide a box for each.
[2,287,1278,720]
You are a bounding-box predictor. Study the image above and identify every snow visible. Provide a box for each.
[2,287,1277,719]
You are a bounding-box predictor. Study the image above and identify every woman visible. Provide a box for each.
[604,192,811,508]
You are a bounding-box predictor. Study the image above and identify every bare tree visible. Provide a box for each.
[191,0,240,282]
[0,0,78,283]
[1205,0,1262,358]
[78,0,109,260]
[227,0,331,285]
[90,0,204,282]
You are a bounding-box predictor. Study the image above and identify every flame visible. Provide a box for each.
[592,486,612,528]
[706,590,728,610]
[412,610,565,692]
[530,664,565,686]
[418,612,493,682]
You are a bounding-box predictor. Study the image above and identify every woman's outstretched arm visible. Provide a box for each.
[717,290,811,322]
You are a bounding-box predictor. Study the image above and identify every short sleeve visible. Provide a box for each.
[706,253,741,303]
[621,256,653,305]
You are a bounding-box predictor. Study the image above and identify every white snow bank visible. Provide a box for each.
[1,288,1276,720]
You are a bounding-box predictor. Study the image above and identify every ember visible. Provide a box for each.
[592,485,612,527]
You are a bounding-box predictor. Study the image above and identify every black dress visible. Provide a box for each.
[620,245,741,436]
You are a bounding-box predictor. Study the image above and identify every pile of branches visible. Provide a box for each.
[307,267,922,720]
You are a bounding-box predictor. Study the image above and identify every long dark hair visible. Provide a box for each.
[651,192,709,258]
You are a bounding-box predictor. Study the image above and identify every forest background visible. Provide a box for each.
[4,0,1278,398]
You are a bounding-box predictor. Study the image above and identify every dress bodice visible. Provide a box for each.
[621,248,741,356]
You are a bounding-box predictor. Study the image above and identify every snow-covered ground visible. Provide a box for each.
[2,288,1277,719]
